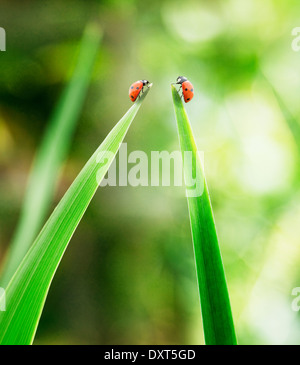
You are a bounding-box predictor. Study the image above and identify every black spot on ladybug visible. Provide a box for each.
[187,98,190,101]
[131,95,134,98]
[131,86,134,89]
[191,88,194,92]
[136,87,139,89]
[185,88,188,91]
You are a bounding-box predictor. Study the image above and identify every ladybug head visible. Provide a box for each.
[141,80,150,86]
[176,76,188,84]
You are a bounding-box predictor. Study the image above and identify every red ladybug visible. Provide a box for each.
[129,80,150,102]
[175,76,194,103]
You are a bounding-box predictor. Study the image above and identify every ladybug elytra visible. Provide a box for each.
[129,80,150,102]
[175,76,194,103]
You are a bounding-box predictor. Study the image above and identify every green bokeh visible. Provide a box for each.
[1,0,300,344]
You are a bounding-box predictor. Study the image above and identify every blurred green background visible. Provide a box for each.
[1,0,300,345]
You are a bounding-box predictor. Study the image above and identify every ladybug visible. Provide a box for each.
[129,80,150,102]
[175,76,194,103]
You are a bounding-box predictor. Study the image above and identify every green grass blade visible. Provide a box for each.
[0,86,152,345]
[0,23,103,287]
[171,85,237,345]
[260,73,300,156]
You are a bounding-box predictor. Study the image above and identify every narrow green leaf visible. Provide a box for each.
[260,73,300,155]
[0,23,103,287]
[171,85,237,345]
[0,85,152,345]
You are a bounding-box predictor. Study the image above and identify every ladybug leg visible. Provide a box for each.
[178,85,183,99]
[138,87,144,100]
